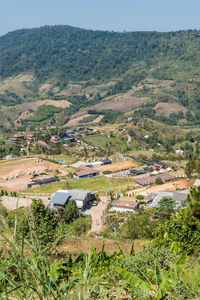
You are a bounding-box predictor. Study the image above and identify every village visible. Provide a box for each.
[0,123,195,234]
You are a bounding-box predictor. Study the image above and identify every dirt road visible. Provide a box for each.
[84,196,109,233]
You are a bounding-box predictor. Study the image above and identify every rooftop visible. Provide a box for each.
[51,191,71,206]
[112,200,139,210]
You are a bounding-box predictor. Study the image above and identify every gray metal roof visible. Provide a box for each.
[51,192,71,206]
[69,189,91,201]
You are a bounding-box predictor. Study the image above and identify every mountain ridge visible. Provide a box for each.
[1,25,200,127]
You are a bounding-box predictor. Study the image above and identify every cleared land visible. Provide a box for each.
[155,102,187,117]
[128,178,191,196]
[96,161,137,173]
[67,114,91,126]
[0,157,67,191]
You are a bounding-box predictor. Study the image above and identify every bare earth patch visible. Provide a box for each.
[39,83,52,92]
[0,158,67,191]
[96,161,137,173]
[67,114,91,126]
[155,102,187,117]
[90,115,104,124]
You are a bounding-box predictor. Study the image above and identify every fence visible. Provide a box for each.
[18,192,52,198]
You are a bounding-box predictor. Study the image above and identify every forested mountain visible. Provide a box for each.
[1,25,200,126]
[0,26,200,85]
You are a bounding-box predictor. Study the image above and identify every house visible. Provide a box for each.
[38,140,50,149]
[175,149,184,155]
[27,176,59,188]
[26,134,34,142]
[110,200,139,213]
[144,167,154,172]
[194,179,200,188]
[50,135,60,143]
[74,166,99,179]
[101,158,112,165]
[130,169,147,176]
[75,126,83,132]
[65,129,75,136]
[61,137,75,143]
[69,189,96,210]
[135,173,175,186]
[50,191,71,209]
[149,191,188,209]
[50,189,96,211]
[9,134,24,144]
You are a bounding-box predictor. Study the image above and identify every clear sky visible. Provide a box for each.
[0,0,200,37]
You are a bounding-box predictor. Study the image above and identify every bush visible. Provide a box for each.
[155,176,163,185]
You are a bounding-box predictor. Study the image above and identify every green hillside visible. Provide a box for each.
[1,26,200,125]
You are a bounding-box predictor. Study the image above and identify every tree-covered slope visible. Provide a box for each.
[1,26,200,126]
[0,26,200,86]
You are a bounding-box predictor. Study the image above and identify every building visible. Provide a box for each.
[130,169,147,176]
[50,135,60,144]
[74,166,99,179]
[69,189,96,210]
[61,137,75,143]
[50,189,96,211]
[26,134,34,142]
[66,129,75,136]
[50,191,71,209]
[9,134,24,144]
[101,158,112,165]
[194,179,200,188]
[149,191,188,209]
[135,173,175,186]
[27,176,59,189]
[38,140,50,149]
[175,149,184,155]
[110,200,139,213]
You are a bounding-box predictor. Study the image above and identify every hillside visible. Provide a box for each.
[1,26,200,127]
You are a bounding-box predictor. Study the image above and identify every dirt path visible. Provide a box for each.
[127,179,190,196]
[84,196,109,233]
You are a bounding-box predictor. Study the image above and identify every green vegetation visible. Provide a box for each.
[1,26,200,127]
[1,184,200,298]
[155,177,164,185]
[25,105,61,123]
[88,109,123,124]
[24,177,136,194]
[79,115,97,123]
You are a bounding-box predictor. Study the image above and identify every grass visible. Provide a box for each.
[23,176,137,194]
[53,154,78,164]
[84,133,127,153]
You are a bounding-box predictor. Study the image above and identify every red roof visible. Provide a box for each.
[112,200,139,210]
[135,173,175,186]
[75,166,99,177]
[38,140,50,149]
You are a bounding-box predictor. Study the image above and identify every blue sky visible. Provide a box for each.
[0,0,200,36]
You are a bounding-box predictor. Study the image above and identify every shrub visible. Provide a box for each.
[155,176,163,185]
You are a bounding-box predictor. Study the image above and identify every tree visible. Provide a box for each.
[29,199,58,245]
[155,177,163,185]
[184,159,196,177]
[57,200,79,224]
[156,196,176,219]
[186,186,200,226]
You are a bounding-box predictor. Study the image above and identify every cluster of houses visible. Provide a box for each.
[109,190,188,213]
[8,127,95,151]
